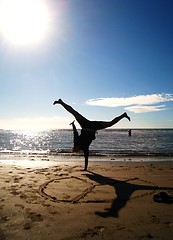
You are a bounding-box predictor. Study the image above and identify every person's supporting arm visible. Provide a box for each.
[83,148,89,171]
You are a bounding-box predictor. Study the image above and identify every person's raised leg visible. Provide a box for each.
[53,99,77,116]
[111,112,130,124]
[53,99,89,128]
[93,112,130,130]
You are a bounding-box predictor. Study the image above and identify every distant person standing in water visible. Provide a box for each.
[53,99,131,170]
[128,129,132,136]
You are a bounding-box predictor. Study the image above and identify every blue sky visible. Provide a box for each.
[0,0,173,130]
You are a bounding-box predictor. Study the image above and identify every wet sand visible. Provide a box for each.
[0,157,173,240]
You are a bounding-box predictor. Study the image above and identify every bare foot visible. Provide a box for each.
[53,99,63,105]
[69,120,75,125]
[124,112,130,121]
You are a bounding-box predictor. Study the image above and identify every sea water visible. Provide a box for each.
[0,129,173,160]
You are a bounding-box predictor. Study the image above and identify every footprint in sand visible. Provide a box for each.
[81,226,106,238]
[23,222,32,230]
[5,179,11,183]
[151,215,160,224]
[23,208,43,230]
[15,204,25,209]
[13,176,23,183]
[25,208,43,222]
[0,216,10,223]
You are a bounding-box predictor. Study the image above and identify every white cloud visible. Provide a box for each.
[86,93,173,113]
[125,105,167,113]
[86,93,173,107]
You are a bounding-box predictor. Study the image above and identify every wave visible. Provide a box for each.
[0,149,173,157]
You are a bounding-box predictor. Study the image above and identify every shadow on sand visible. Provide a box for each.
[85,171,173,218]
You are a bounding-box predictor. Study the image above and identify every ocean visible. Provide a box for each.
[0,129,173,161]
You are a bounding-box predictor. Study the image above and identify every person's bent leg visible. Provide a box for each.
[70,121,80,152]
[70,120,77,133]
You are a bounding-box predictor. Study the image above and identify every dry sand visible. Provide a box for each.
[0,157,173,240]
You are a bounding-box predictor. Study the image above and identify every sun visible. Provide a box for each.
[0,0,51,46]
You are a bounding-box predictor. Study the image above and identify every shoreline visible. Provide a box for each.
[0,152,172,164]
[0,157,173,239]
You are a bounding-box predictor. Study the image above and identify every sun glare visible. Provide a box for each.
[0,0,51,46]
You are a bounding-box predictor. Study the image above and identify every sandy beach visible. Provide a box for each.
[0,157,173,240]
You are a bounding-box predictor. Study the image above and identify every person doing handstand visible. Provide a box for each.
[53,99,130,170]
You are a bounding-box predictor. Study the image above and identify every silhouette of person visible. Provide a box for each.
[53,99,130,170]
[69,120,96,170]
[128,129,132,136]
